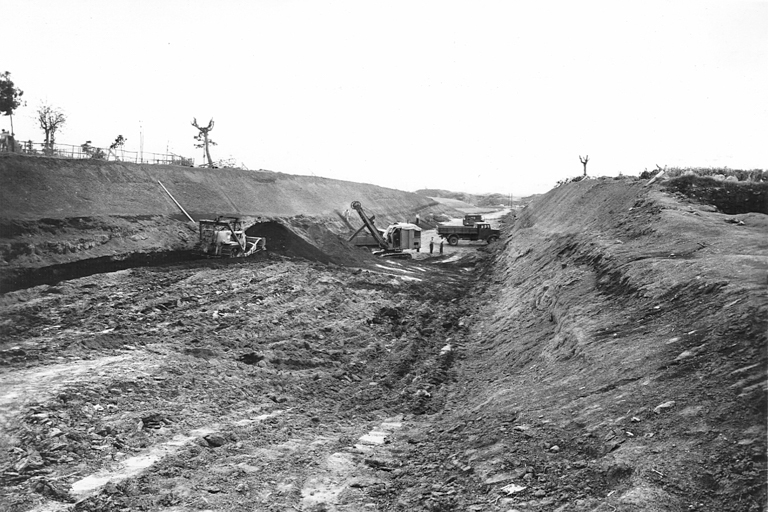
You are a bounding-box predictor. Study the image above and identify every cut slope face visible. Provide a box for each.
[0,154,461,291]
[0,154,444,221]
[417,178,766,510]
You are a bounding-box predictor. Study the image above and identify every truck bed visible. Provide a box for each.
[437,225,482,235]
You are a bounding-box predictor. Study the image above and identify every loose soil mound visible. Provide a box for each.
[247,220,370,266]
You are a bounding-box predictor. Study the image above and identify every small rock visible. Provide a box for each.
[500,483,527,495]
[533,489,546,498]
[203,433,228,447]
[30,477,74,502]
[484,473,515,485]
[549,445,560,453]
[653,401,676,414]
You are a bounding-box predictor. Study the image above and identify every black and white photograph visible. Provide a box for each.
[1,1,766,511]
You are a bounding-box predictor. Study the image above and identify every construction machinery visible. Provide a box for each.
[198,216,266,257]
[437,222,500,246]
[462,213,484,226]
[348,201,421,258]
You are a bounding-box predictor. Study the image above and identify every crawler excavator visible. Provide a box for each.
[348,201,421,259]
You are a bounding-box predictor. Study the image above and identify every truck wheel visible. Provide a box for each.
[487,236,499,244]
[448,235,459,246]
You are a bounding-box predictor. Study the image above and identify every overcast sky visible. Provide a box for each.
[4,0,766,195]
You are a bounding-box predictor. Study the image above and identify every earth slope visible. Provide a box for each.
[394,177,767,511]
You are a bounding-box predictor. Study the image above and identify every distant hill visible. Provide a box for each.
[415,189,517,207]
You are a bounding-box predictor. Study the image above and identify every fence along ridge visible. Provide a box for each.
[1,139,195,167]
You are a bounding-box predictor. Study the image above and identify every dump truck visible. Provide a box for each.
[348,201,421,258]
[198,216,266,257]
[437,222,500,246]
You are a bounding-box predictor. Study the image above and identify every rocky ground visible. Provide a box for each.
[0,176,766,512]
[0,242,490,512]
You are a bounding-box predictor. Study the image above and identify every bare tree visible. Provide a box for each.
[36,103,66,150]
[191,117,217,167]
[579,155,589,176]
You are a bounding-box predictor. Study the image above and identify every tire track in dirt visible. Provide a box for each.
[28,409,288,512]
[300,415,404,511]
[0,354,152,440]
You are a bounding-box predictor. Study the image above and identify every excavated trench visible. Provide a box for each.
[0,251,200,294]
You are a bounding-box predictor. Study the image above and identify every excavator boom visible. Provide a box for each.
[350,201,390,250]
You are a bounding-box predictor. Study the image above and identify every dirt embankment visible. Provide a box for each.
[0,154,459,292]
[396,177,766,511]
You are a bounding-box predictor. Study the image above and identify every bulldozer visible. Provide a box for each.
[198,216,266,258]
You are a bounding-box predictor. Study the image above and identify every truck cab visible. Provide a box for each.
[475,223,498,241]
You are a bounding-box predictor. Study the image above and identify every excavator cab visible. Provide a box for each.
[383,223,421,252]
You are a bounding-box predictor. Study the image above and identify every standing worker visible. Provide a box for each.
[429,237,434,254]
[439,240,444,254]
[415,213,420,226]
